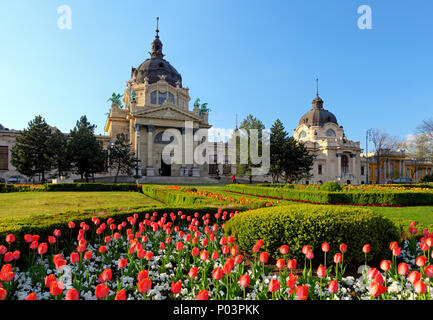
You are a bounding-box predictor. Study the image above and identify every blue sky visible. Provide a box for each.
[1,0,432,151]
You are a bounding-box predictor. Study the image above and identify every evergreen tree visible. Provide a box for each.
[48,128,70,179]
[270,119,288,183]
[281,137,315,183]
[68,116,105,182]
[108,133,136,183]
[10,115,54,182]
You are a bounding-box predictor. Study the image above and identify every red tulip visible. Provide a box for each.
[48,236,56,244]
[389,241,398,250]
[99,268,112,283]
[188,267,198,279]
[118,258,127,269]
[98,246,107,254]
[239,274,250,288]
[196,289,209,300]
[367,268,378,279]
[269,279,280,292]
[259,252,269,263]
[392,247,401,257]
[137,278,152,293]
[339,243,347,253]
[212,268,223,280]
[37,243,47,255]
[398,263,409,276]
[380,260,391,272]
[424,265,433,278]
[276,258,285,269]
[317,265,327,278]
[287,259,297,270]
[306,250,314,260]
[362,244,370,254]
[12,250,20,260]
[0,245,7,254]
[279,245,289,255]
[321,242,330,253]
[286,274,298,289]
[200,250,209,261]
[5,234,15,244]
[414,280,427,294]
[67,252,77,264]
[295,285,309,300]
[328,280,338,294]
[0,264,14,282]
[302,245,311,255]
[416,256,427,267]
[45,274,57,288]
[171,281,182,295]
[0,288,6,300]
[65,288,79,300]
[84,251,92,260]
[25,292,37,300]
[115,289,127,300]
[95,283,110,299]
[191,247,199,257]
[24,235,33,243]
[369,281,387,297]
[49,281,64,296]
[408,271,421,284]
[137,270,149,282]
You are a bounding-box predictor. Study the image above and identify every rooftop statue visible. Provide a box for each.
[107,93,124,108]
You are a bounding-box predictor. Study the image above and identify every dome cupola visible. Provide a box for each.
[130,18,182,87]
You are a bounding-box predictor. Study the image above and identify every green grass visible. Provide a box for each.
[0,191,163,218]
[370,206,433,229]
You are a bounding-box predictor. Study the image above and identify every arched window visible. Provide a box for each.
[168,92,175,103]
[150,91,157,104]
[154,131,178,144]
[158,91,167,105]
[326,129,336,137]
[299,131,307,139]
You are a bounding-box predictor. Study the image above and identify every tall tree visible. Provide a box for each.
[68,116,105,182]
[10,115,54,182]
[281,137,315,183]
[368,129,400,184]
[108,133,136,183]
[48,128,70,179]
[229,114,266,184]
[417,117,433,140]
[270,119,288,183]
[401,133,432,182]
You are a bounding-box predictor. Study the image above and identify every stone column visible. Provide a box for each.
[336,153,342,179]
[146,125,155,176]
[402,161,406,177]
[350,154,356,176]
[134,123,141,157]
[192,128,200,177]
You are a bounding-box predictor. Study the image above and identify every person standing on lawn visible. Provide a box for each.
[232,174,236,184]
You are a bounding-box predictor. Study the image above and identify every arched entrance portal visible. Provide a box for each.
[161,155,171,176]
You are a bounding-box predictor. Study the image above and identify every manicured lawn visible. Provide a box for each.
[0,191,163,218]
[370,206,433,228]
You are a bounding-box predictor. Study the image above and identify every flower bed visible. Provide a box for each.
[1,208,433,300]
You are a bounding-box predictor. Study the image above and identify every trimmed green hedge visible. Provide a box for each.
[226,184,433,206]
[0,183,142,193]
[224,205,399,266]
[141,185,227,206]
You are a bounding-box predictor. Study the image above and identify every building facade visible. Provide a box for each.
[293,92,364,185]
[104,25,211,178]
